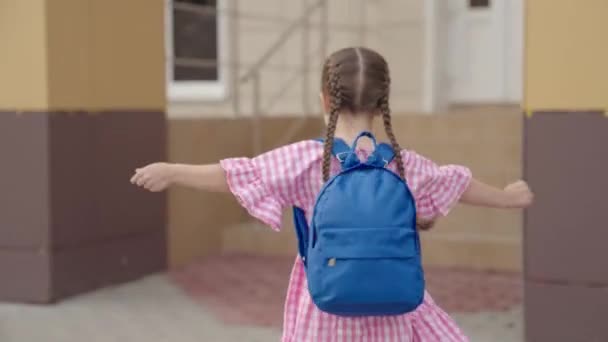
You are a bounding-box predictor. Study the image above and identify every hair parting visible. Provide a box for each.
[320,47,405,181]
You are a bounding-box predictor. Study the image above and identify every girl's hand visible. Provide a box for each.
[130,163,175,192]
[416,218,436,231]
[504,180,534,209]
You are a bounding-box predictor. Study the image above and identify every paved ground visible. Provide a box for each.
[0,275,279,342]
[0,256,523,342]
[452,308,523,342]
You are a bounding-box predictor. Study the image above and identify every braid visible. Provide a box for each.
[379,93,405,180]
[383,76,435,231]
[381,94,434,230]
[322,64,343,182]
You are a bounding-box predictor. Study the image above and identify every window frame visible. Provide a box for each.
[165,0,229,102]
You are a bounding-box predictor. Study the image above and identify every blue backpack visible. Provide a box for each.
[293,131,424,317]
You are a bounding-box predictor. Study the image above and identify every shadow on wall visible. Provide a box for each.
[169,109,522,272]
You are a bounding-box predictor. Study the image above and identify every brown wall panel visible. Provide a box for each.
[524,112,608,284]
[94,111,167,240]
[0,112,50,247]
[51,229,166,301]
[0,0,48,109]
[525,282,608,341]
[47,113,96,246]
[45,0,165,110]
[525,0,608,110]
[49,111,167,247]
[0,111,167,302]
[0,249,51,303]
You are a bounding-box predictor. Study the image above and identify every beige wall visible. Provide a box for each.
[399,110,522,271]
[0,0,48,109]
[168,117,323,267]
[366,0,425,111]
[169,0,425,117]
[525,0,608,110]
[168,119,251,267]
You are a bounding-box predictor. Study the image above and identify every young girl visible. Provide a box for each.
[131,47,533,342]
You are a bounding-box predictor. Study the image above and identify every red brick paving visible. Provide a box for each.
[171,254,522,328]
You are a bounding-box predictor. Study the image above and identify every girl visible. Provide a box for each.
[131,47,533,341]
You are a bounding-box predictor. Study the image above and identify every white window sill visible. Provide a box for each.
[168,82,228,102]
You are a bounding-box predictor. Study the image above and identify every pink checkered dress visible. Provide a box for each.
[220,140,472,342]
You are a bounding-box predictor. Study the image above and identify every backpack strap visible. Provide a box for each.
[293,137,351,266]
[314,137,351,164]
[293,206,309,266]
[369,143,397,166]
[316,133,396,166]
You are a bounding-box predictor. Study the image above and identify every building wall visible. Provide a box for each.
[0,0,522,273]
[45,0,166,110]
[0,0,167,302]
[393,109,522,271]
[168,119,253,266]
[523,0,608,340]
[366,0,426,112]
[525,0,608,110]
[166,1,525,270]
[167,0,428,266]
[169,0,425,118]
[0,0,49,108]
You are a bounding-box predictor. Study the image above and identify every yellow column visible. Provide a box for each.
[45,0,165,110]
[0,0,167,303]
[525,0,608,111]
[524,0,608,340]
[0,0,49,108]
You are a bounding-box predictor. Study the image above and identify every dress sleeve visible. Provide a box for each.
[219,140,320,231]
[402,150,472,220]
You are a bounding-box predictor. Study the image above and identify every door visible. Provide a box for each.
[445,0,521,104]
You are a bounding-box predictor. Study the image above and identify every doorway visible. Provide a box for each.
[428,0,523,108]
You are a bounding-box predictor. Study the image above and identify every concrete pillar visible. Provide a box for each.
[523,0,608,340]
[0,0,167,302]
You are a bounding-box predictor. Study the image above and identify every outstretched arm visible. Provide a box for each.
[133,162,441,231]
[130,162,228,193]
[461,179,533,209]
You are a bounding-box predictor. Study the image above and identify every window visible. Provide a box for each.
[469,0,491,9]
[166,0,228,101]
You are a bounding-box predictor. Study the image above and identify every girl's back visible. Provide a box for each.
[220,140,470,233]
[221,139,471,341]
